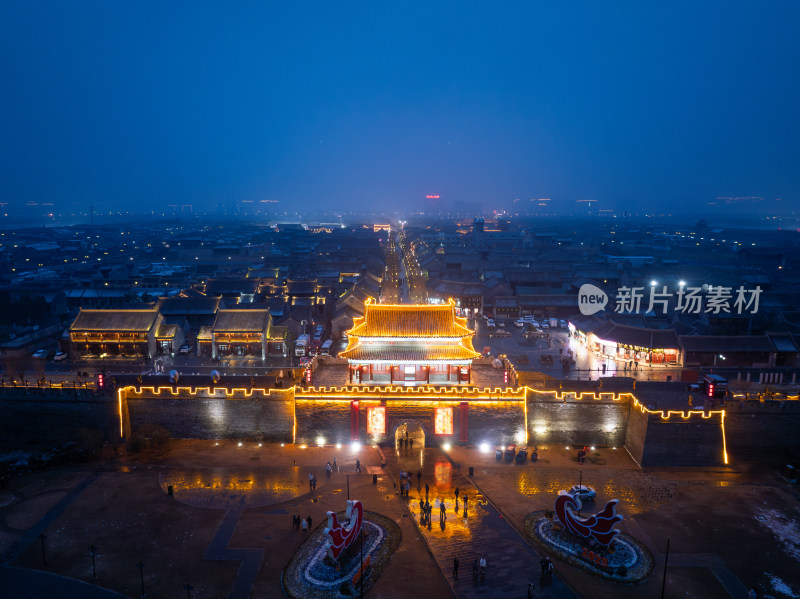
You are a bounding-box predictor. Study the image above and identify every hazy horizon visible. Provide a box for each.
[2,2,799,215]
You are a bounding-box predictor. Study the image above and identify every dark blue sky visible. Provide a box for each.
[2,1,799,214]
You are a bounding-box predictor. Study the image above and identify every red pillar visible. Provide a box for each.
[459,402,469,442]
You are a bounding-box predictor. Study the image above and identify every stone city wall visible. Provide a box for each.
[723,400,800,458]
[294,395,525,447]
[526,390,631,448]
[637,412,726,467]
[119,386,295,441]
[0,387,118,447]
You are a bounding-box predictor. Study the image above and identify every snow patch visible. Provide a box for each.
[767,572,798,598]
[754,508,800,562]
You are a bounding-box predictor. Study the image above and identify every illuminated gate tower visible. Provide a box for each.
[340,298,480,385]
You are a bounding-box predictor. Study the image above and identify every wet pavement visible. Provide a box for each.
[385,444,577,598]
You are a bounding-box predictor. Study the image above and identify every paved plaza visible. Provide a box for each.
[0,440,798,598]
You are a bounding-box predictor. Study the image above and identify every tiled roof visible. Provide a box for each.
[679,335,775,353]
[70,309,158,332]
[155,323,179,338]
[339,340,480,362]
[157,296,221,315]
[212,309,270,333]
[347,299,473,338]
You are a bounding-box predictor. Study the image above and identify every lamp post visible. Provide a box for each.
[136,561,146,597]
[89,544,97,581]
[100,352,108,377]
[360,529,364,599]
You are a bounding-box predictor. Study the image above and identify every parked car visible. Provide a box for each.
[179,344,192,354]
[515,446,528,463]
[504,444,516,461]
[514,319,525,328]
[541,322,549,329]
[32,349,48,359]
[495,447,504,461]
[563,485,597,501]
[487,319,495,328]
[559,319,568,328]
[53,351,68,361]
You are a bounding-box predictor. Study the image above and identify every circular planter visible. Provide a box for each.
[524,510,654,583]
[283,511,401,598]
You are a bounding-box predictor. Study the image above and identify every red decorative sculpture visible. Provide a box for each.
[554,493,623,546]
[323,499,364,560]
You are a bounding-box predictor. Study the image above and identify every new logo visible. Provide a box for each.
[578,284,608,315]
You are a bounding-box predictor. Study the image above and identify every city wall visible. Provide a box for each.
[525,390,630,448]
[0,383,746,470]
[119,386,295,442]
[625,398,726,467]
[723,399,800,458]
[295,386,527,446]
[0,387,118,448]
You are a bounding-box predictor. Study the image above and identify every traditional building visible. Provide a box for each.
[69,308,163,358]
[339,299,480,385]
[203,309,286,359]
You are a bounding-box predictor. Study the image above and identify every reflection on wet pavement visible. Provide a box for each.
[513,469,676,515]
[387,447,577,598]
[159,468,318,509]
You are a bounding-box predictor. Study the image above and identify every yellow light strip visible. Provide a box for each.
[117,388,124,438]
[721,410,729,465]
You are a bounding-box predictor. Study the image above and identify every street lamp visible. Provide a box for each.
[100,352,108,377]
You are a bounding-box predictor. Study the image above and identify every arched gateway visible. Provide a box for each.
[394,421,425,448]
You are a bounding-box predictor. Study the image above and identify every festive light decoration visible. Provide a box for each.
[554,493,623,546]
[366,406,386,435]
[434,407,453,435]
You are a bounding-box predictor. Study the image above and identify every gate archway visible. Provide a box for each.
[394,421,425,449]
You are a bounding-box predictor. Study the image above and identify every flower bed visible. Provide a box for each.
[282,511,401,598]
[524,510,654,583]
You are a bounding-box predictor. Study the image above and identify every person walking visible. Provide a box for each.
[417,470,422,486]
[308,472,314,492]
[463,494,469,517]
[440,500,447,521]
[528,582,535,598]
[409,437,414,449]
[355,459,361,473]
[425,482,429,498]
[333,456,337,469]
[301,517,308,534]
[540,557,547,575]
[453,557,459,579]
[307,515,312,530]
[479,555,486,580]
[312,474,317,491]
[454,487,459,502]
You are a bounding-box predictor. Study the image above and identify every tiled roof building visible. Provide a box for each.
[340,299,479,385]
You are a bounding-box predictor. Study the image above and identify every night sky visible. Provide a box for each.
[2,2,799,214]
